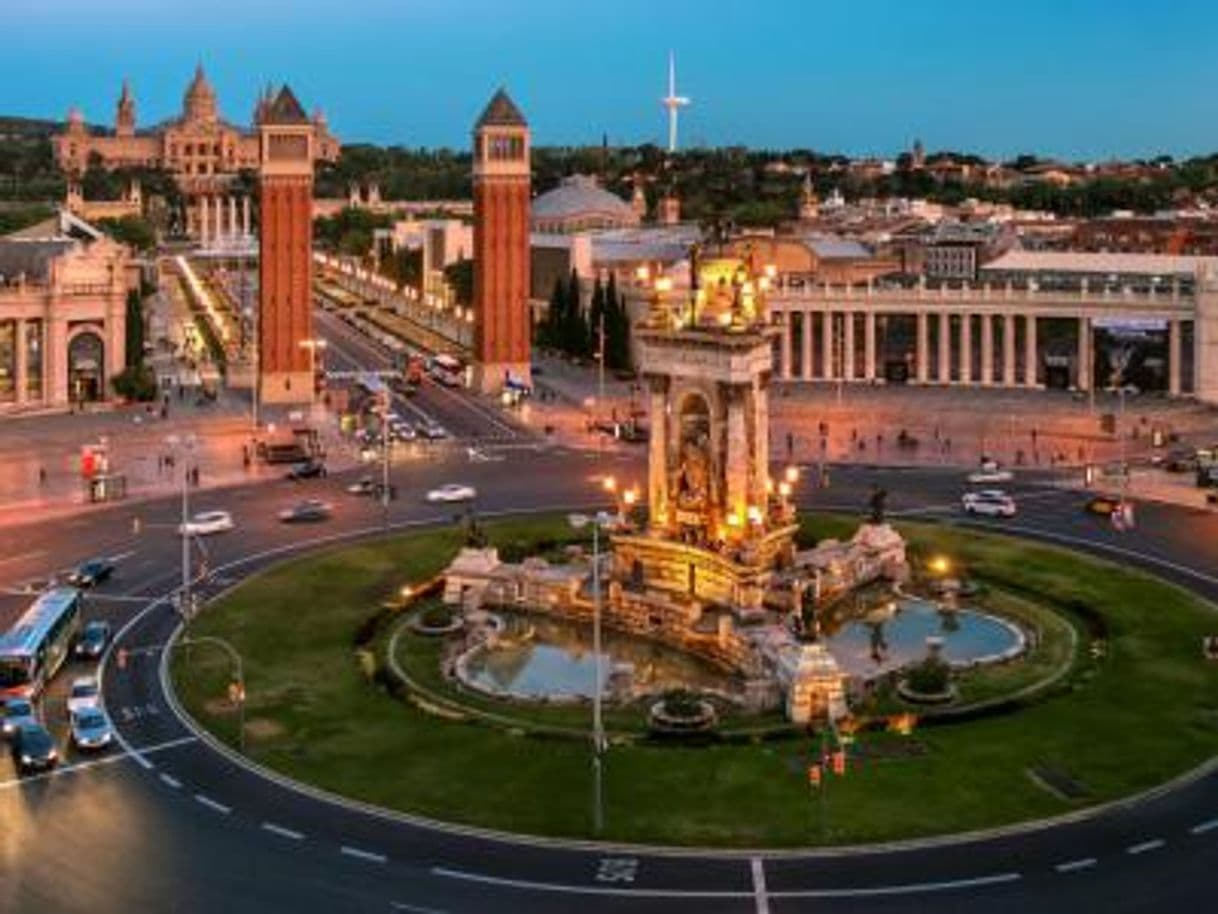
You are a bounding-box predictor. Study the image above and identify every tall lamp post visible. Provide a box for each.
[568,508,612,834]
[166,434,197,621]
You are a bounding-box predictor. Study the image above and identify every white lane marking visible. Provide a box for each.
[389,903,447,914]
[431,866,746,898]
[1191,818,1218,835]
[751,857,771,914]
[1126,838,1165,855]
[108,550,137,563]
[194,793,232,815]
[159,773,181,789]
[261,822,305,841]
[0,734,196,790]
[1055,857,1096,873]
[341,845,387,864]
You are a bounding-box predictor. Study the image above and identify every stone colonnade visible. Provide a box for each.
[773,304,1191,396]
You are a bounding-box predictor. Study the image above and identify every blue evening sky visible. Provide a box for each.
[3,0,1216,160]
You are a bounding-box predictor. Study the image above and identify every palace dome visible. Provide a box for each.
[531,175,640,234]
[183,64,218,122]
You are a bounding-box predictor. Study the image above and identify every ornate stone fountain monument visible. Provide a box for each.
[443,253,909,724]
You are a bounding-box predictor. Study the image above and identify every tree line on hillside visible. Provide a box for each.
[538,271,631,371]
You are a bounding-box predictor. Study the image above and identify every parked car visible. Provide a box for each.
[69,707,113,752]
[1,697,37,738]
[66,677,101,714]
[285,458,328,480]
[178,510,235,536]
[11,722,57,774]
[962,490,1017,517]
[278,499,333,523]
[74,620,112,659]
[425,484,477,503]
[68,558,115,588]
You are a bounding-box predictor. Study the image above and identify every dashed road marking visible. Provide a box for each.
[1190,818,1218,835]
[341,845,387,864]
[0,734,194,790]
[389,902,447,914]
[261,822,304,841]
[159,773,181,789]
[1055,857,1097,873]
[194,793,231,815]
[1126,839,1165,855]
[751,857,771,914]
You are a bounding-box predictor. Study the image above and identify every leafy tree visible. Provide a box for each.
[443,259,474,306]
[98,214,156,251]
[124,289,145,368]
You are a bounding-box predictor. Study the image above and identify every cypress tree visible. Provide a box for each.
[589,276,605,364]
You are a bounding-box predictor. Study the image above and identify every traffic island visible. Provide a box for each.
[170,513,1218,847]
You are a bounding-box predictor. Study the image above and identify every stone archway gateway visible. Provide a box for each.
[68,330,105,403]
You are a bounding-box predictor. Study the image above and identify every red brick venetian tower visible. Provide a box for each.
[472,89,531,393]
[258,85,316,404]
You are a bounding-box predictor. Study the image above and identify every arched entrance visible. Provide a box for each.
[68,331,105,404]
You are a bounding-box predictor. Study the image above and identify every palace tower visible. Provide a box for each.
[471,89,531,393]
[258,85,315,404]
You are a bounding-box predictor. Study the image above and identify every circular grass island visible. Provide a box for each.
[170,513,1218,847]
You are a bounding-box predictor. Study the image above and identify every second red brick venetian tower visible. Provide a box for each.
[258,85,316,404]
[472,89,531,393]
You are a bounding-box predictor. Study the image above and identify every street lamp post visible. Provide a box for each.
[167,434,196,621]
[175,634,245,752]
[568,509,612,834]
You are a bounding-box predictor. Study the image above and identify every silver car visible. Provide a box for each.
[70,707,113,751]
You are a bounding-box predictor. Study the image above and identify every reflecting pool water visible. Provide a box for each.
[825,598,1022,678]
[463,615,733,700]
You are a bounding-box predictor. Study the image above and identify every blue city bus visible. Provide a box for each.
[0,587,84,700]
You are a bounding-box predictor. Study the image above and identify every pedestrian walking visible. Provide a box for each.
[38,466,46,486]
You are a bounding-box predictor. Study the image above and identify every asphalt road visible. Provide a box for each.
[1,456,1217,913]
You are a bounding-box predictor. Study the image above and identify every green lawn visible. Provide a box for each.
[172,514,1218,846]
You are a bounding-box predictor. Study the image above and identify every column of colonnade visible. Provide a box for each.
[194,194,254,246]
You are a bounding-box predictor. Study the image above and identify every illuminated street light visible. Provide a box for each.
[928,555,952,576]
[785,465,800,485]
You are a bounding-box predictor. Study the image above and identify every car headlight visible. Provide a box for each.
[20,754,32,764]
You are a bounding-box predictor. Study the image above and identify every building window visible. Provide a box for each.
[25,319,42,400]
[0,320,14,402]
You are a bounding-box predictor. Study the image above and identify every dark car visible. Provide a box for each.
[1,697,37,738]
[68,558,114,588]
[1085,494,1122,516]
[74,620,112,659]
[278,499,333,523]
[11,722,57,774]
[285,458,327,480]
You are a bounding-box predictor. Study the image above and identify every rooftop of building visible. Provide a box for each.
[982,249,1218,278]
[532,175,636,223]
[476,88,527,128]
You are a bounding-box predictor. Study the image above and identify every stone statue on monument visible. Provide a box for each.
[868,485,888,525]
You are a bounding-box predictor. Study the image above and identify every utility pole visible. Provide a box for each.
[591,515,604,834]
[379,388,391,528]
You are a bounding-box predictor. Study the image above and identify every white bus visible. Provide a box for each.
[0,588,84,700]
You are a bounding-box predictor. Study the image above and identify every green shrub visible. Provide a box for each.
[111,364,158,401]
[905,655,951,695]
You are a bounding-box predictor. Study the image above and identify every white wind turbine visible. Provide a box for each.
[661,51,690,153]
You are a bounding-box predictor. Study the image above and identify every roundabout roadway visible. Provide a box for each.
[1,450,1217,913]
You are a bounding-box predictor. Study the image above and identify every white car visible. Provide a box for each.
[967,468,1014,484]
[70,706,113,751]
[178,510,234,536]
[962,490,1017,517]
[426,484,477,503]
[66,676,101,714]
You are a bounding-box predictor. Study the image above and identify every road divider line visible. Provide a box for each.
[431,867,751,898]
[1055,857,1096,873]
[1190,818,1218,835]
[194,793,231,815]
[771,872,1023,899]
[159,773,181,789]
[0,734,196,791]
[1126,839,1165,855]
[340,845,386,864]
[261,822,305,841]
[751,857,770,914]
[389,902,448,914]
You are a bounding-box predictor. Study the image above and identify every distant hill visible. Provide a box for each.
[0,115,64,140]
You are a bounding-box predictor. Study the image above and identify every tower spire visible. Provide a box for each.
[660,51,690,154]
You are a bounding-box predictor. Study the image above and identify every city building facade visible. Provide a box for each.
[0,211,133,411]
